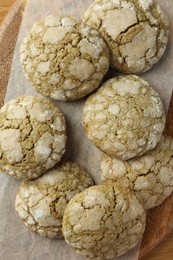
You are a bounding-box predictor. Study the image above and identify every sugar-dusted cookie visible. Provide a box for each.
[84,0,169,74]
[62,185,146,259]
[15,162,94,238]
[101,135,173,209]
[0,96,66,179]
[83,75,165,160]
[21,15,110,101]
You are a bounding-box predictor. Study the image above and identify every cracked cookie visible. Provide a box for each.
[0,96,66,179]
[20,15,110,101]
[101,135,173,209]
[84,0,169,74]
[15,161,94,238]
[83,75,165,160]
[62,185,146,259]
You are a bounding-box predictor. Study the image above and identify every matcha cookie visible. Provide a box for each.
[20,15,110,101]
[101,135,173,209]
[62,185,146,259]
[83,75,165,160]
[0,96,66,179]
[15,162,94,238]
[84,0,169,74]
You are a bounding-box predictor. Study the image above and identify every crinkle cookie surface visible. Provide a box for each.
[20,15,110,101]
[101,135,173,209]
[62,185,146,259]
[84,0,169,74]
[15,162,94,238]
[0,95,66,179]
[83,75,165,160]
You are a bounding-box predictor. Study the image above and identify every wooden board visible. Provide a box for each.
[0,0,173,259]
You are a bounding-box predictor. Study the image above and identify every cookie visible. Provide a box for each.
[20,15,110,101]
[83,75,165,160]
[101,135,173,209]
[62,185,146,259]
[15,162,94,239]
[84,0,169,74]
[0,96,66,179]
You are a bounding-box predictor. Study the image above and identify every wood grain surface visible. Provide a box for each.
[0,0,15,23]
[0,1,173,260]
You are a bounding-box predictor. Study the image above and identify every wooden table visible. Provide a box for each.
[0,1,172,259]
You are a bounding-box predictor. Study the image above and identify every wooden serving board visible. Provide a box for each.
[0,0,173,259]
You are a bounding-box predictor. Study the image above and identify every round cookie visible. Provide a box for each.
[84,0,169,74]
[20,15,110,101]
[62,185,146,259]
[83,75,165,160]
[101,135,173,209]
[0,96,66,179]
[15,162,94,238]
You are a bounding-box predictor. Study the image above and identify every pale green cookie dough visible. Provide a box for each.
[15,162,94,239]
[20,15,110,101]
[101,135,173,209]
[0,96,66,179]
[62,185,146,259]
[83,75,165,160]
[84,0,169,74]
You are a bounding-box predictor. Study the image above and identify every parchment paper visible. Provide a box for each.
[0,0,173,259]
